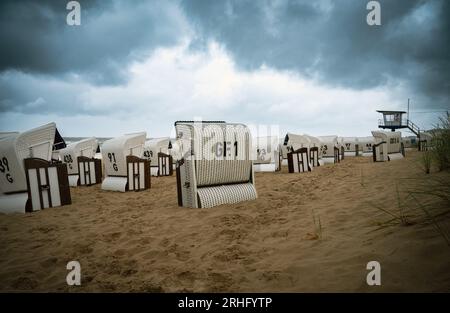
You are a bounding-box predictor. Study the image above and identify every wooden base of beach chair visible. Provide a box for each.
[126,155,150,191]
[334,147,340,163]
[24,158,71,212]
[373,141,388,162]
[158,152,173,176]
[77,156,102,186]
[309,147,320,167]
[288,148,311,173]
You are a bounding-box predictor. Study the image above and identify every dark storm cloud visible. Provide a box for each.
[182,0,450,108]
[0,0,448,124]
[0,0,187,85]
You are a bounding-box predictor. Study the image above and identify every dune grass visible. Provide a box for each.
[371,174,450,246]
[360,167,365,186]
[411,193,450,246]
[432,114,450,172]
[370,184,415,230]
[311,209,323,240]
[420,150,432,174]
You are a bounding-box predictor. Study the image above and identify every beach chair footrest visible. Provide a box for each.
[197,183,257,208]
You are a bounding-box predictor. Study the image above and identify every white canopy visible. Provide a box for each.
[284,133,311,150]
[59,137,98,175]
[101,132,146,177]
[0,123,56,194]
[317,135,339,158]
[371,130,402,154]
[340,137,359,152]
[142,137,171,166]
[358,136,375,153]
[253,136,279,164]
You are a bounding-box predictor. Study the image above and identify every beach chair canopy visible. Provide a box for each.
[53,128,66,151]
[59,137,98,175]
[317,135,339,157]
[174,121,257,208]
[253,136,280,164]
[340,137,359,152]
[284,133,311,151]
[303,134,321,148]
[371,130,402,154]
[142,137,171,166]
[0,122,56,194]
[401,136,417,148]
[358,136,375,153]
[101,132,147,177]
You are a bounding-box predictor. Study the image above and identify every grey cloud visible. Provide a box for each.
[182,0,450,108]
[0,0,187,85]
[0,0,448,130]
[0,70,113,116]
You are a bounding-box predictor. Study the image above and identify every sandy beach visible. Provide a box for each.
[0,151,449,292]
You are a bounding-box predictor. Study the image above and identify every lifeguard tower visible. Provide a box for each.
[377,110,425,150]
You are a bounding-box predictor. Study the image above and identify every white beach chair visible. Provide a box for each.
[0,123,71,213]
[59,137,101,186]
[340,137,360,157]
[101,132,150,192]
[358,136,375,156]
[253,136,281,172]
[287,147,311,173]
[142,137,173,176]
[318,135,341,164]
[174,121,257,208]
[371,130,404,161]
[284,133,323,169]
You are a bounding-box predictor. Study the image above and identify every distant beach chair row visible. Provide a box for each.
[0,121,428,213]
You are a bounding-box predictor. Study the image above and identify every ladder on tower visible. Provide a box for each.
[406,119,427,151]
[406,119,420,136]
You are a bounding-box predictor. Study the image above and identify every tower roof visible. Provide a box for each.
[376,110,406,114]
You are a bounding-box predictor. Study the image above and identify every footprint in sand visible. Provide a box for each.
[40,257,58,268]
[207,272,233,291]
[177,270,197,281]
[74,243,94,254]
[11,276,38,290]
[261,270,282,282]
[140,283,164,293]
[31,225,58,234]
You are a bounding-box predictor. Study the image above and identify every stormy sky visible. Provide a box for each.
[0,0,448,138]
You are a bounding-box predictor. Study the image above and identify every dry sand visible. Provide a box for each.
[0,151,449,292]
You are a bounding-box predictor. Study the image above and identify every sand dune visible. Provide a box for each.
[0,151,449,292]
